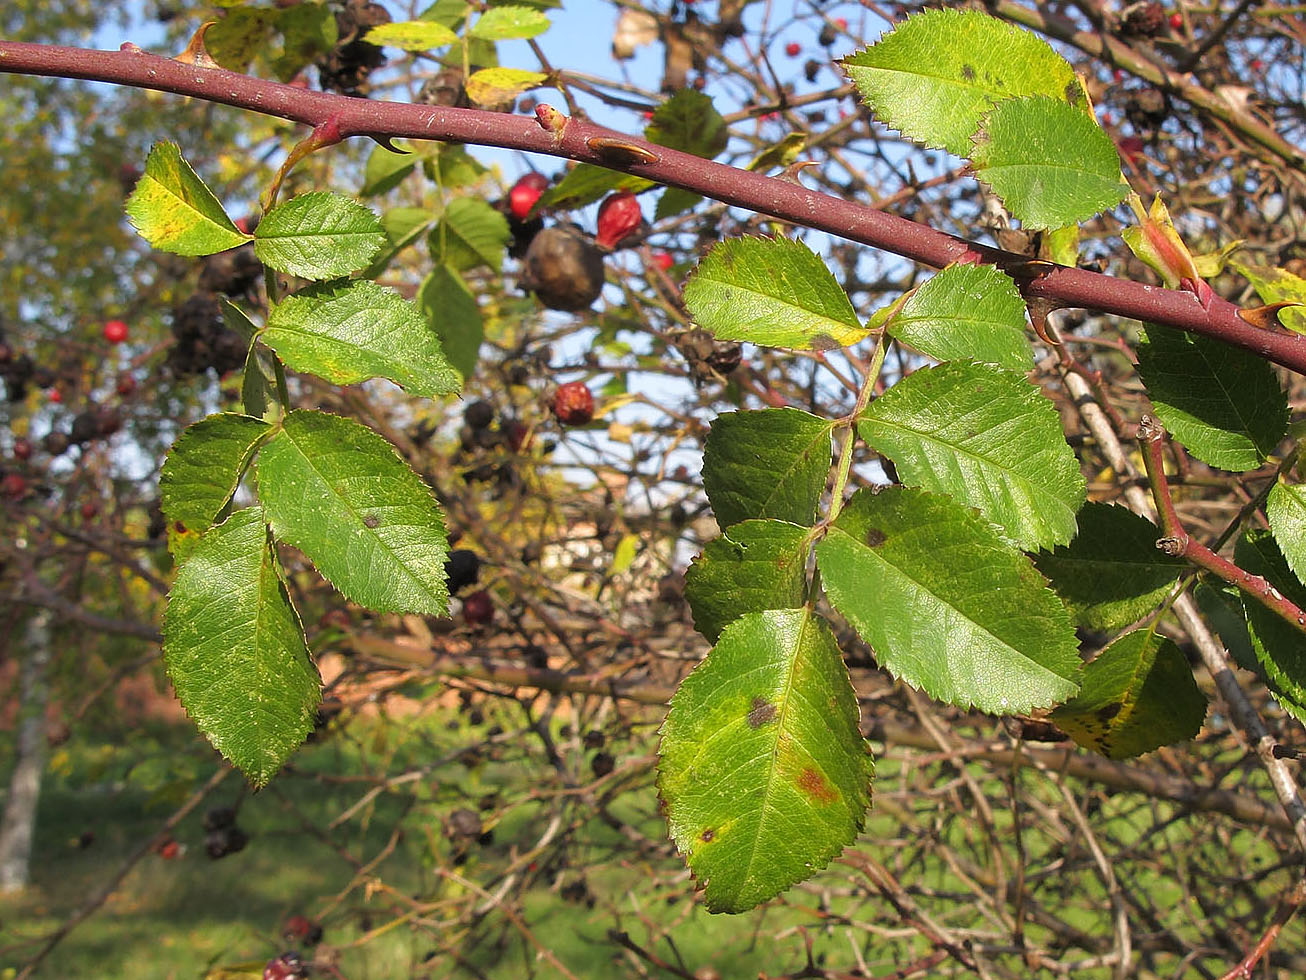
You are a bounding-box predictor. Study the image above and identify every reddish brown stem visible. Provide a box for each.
[2,40,1306,373]
[1138,416,1306,638]
[1217,877,1306,980]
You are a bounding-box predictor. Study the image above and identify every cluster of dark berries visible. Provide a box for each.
[318,0,391,95]
[199,241,262,300]
[203,805,249,859]
[168,293,247,376]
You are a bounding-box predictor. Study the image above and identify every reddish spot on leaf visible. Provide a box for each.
[700,827,715,843]
[747,696,777,729]
[797,767,837,805]
[809,333,839,352]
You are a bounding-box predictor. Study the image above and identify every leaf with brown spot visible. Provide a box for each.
[658,608,874,913]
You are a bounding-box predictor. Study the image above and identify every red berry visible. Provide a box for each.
[115,374,137,397]
[785,41,801,56]
[262,952,305,980]
[503,419,530,452]
[1250,58,1264,72]
[508,173,549,221]
[595,191,643,251]
[102,319,129,344]
[47,388,62,404]
[159,839,181,860]
[651,251,674,272]
[462,589,494,626]
[551,381,595,426]
[2,473,26,499]
[80,500,98,520]
[834,17,848,30]
[1169,11,1183,30]
[283,914,323,945]
[12,438,32,461]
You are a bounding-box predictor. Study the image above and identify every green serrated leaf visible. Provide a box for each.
[703,408,833,529]
[163,508,319,787]
[971,96,1128,230]
[1034,503,1184,630]
[1268,482,1306,584]
[1234,530,1306,721]
[537,164,654,211]
[885,264,1032,370]
[658,608,874,914]
[1193,578,1262,677]
[431,197,510,273]
[365,19,459,50]
[258,410,450,615]
[262,279,460,397]
[685,521,809,642]
[841,9,1081,157]
[465,68,548,106]
[419,265,483,382]
[644,90,728,159]
[817,487,1081,714]
[860,361,1085,549]
[241,342,282,424]
[1229,259,1306,334]
[1050,629,1206,759]
[468,5,550,40]
[1135,324,1288,472]
[253,192,385,280]
[125,142,248,256]
[160,413,273,536]
[684,237,868,350]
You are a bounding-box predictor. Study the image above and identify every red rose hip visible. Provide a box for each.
[102,319,129,343]
[462,589,494,626]
[508,172,549,221]
[595,191,642,251]
[551,381,595,426]
[785,41,801,56]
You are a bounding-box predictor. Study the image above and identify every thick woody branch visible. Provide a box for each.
[2,40,1306,373]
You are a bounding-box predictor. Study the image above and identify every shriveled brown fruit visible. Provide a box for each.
[520,225,606,312]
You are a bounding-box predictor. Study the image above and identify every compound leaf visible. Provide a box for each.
[658,608,874,914]
[703,408,833,529]
[160,413,273,537]
[1034,503,1184,630]
[126,142,248,256]
[684,237,868,350]
[970,96,1128,230]
[253,192,385,280]
[1234,530,1306,722]
[263,279,460,397]
[841,9,1081,157]
[257,410,450,615]
[1136,324,1288,472]
[1267,482,1306,584]
[163,508,319,788]
[685,521,809,642]
[817,487,1081,714]
[1050,629,1206,759]
[884,264,1032,370]
[860,361,1085,549]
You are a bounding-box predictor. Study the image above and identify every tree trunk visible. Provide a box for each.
[0,612,52,895]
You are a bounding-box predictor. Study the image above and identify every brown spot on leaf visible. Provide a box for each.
[747,696,777,729]
[797,767,837,804]
[809,332,840,352]
[363,514,380,528]
[1095,702,1122,722]
[961,64,975,82]
[866,527,886,548]
[700,828,715,843]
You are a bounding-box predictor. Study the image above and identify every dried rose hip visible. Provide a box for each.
[551,381,595,426]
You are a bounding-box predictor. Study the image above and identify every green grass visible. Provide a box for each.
[4,712,1303,980]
